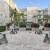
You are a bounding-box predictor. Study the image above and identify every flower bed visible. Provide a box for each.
[44,23,50,31]
[6,22,12,30]
[31,23,39,28]
[31,23,39,31]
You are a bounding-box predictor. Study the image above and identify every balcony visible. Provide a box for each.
[38,16,43,19]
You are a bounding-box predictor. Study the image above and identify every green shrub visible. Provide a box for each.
[39,20,43,24]
[42,28,44,30]
[0,26,6,32]
[19,22,26,27]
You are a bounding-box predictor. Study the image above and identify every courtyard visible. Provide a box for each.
[0,31,50,50]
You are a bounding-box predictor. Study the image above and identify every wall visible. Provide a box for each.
[0,0,10,26]
[27,7,39,22]
[48,5,50,15]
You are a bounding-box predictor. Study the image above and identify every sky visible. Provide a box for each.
[13,0,50,9]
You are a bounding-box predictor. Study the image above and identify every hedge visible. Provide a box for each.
[0,26,6,32]
[19,22,26,27]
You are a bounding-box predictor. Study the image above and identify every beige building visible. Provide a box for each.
[4,0,16,10]
[24,7,43,23]
[21,6,49,24]
[48,5,50,23]
[5,0,21,12]
[0,0,11,26]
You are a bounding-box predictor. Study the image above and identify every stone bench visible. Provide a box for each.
[0,33,8,44]
[43,34,50,42]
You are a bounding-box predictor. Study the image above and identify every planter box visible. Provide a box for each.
[15,26,19,30]
[32,27,39,31]
[19,27,26,31]
[26,26,32,30]
[44,27,50,31]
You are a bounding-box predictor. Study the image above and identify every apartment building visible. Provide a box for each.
[21,6,50,25]
[48,5,50,23]
[27,7,41,23]
[0,0,10,26]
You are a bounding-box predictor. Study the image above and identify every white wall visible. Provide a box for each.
[48,5,50,15]
[27,9,38,23]
[48,5,50,23]
[0,0,10,26]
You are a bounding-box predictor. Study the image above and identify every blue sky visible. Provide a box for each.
[13,0,50,9]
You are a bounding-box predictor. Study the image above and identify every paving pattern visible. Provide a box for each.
[0,31,50,50]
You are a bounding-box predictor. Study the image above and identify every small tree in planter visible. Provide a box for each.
[44,23,50,31]
[31,23,40,31]
[19,22,26,31]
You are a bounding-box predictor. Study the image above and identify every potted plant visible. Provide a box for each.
[44,23,50,31]
[19,22,26,31]
[31,23,39,31]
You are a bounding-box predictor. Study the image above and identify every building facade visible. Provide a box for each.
[21,6,50,25]
[48,5,50,23]
[0,0,10,26]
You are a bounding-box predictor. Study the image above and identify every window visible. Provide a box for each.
[0,11,2,16]
[0,0,3,2]
[5,3,9,9]
[5,15,7,18]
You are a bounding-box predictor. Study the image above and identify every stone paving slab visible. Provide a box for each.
[0,31,50,50]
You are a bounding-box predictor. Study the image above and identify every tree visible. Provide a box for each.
[10,8,18,34]
[20,12,25,21]
[18,12,26,23]
[43,14,49,19]
[10,10,13,22]
[32,14,38,23]
[32,14,37,18]
[10,8,17,23]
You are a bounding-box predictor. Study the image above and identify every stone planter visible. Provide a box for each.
[19,27,26,31]
[44,27,50,31]
[32,27,39,31]
[16,26,19,30]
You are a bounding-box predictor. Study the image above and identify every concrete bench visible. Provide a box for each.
[35,29,43,34]
[43,34,50,42]
[0,33,8,44]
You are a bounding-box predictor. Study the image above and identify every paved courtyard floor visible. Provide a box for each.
[0,31,50,50]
